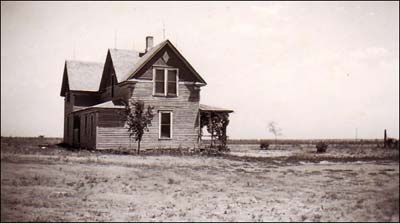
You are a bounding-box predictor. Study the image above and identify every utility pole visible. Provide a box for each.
[384,129,387,148]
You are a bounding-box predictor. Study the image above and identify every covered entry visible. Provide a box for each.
[72,115,81,147]
[199,104,233,150]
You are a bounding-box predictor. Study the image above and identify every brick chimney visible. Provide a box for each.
[145,36,154,52]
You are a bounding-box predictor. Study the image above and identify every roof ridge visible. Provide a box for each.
[121,40,170,81]
[109,48,140,52]
[65,59,103,64]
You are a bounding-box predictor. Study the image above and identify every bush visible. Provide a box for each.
[316,142,328,153]
[386,138,399,149]
[260,142,269,150]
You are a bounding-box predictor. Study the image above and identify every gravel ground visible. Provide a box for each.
[1,138,399,222]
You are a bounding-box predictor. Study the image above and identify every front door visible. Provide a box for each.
[73,115,80,147]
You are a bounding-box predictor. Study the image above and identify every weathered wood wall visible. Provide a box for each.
[96,82,201,150]
[63,94,73,145]
[63,91,99,147]
[77,110,97,149]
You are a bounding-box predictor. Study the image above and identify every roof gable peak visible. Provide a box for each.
[123,39,206,84]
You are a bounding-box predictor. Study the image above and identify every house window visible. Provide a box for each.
[167,69,177,96]
[91,115,95,137]
[88,114,91,137]
[85,115,88,135]
[153,68,178,96]
[67,116,69,137]
[159,111,172,139]
[154,69,165,95]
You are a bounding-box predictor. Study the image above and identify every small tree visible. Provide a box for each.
[268,121,282,144]
[200,112,230,151]
[125,99,154,154]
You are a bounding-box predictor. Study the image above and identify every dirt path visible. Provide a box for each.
[1,152,399,222]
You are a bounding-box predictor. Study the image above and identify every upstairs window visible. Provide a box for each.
[153,68,178,96]
[154,69,165,95]
[167,70,177,96]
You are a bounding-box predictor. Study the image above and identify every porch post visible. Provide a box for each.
[209,112,213,148]
[198,110,201,144]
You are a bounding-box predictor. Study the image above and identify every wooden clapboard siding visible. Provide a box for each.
[99,84,131,104]
[63,91,100,147]
[95,81,201,150]
[96,110,130,150]
[77,111,97,149]
[64,92,75,145]
[66,110,97,149]
[63,96,72,144]
[132,81,200,149]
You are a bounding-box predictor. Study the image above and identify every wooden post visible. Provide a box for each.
[198,110,201,144]
[384,129,387,148]
[210,116,213,149]
[209,112,213,149]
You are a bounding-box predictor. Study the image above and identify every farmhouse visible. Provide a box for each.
[60,36,233,150]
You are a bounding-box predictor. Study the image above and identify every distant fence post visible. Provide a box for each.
[384,129,387,148]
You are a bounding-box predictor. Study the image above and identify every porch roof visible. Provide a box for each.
[199,104,233,113]
[72,100,125,114]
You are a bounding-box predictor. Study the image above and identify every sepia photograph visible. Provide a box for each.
[1,1,399,222]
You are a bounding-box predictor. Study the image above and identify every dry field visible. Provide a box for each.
[1,137,399,222]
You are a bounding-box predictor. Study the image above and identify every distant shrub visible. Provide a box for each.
[316,142,328,153]
[260,142,269,150]
[386,138,399,149]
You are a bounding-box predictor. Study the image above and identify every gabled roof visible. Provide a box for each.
[120,40,167,81]
[109,48,141,82]
[61,38,207,97]
[90,100,126,109]
[123,40,207,84]
[61,60,104,96]
[200,104,234,113]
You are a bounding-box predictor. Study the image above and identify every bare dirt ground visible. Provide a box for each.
[1,137,399,222]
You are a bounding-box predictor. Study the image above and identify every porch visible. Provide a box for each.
[199,104,234,150]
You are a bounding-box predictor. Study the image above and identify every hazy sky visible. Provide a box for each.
[1,1,399,139]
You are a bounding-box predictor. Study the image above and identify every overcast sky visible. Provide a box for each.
[1,1,399,139]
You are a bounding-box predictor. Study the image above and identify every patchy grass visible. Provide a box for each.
[1,137,399,222]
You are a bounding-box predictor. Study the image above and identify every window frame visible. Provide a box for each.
[66,116,70,137]
[91,114,95,137]
[152,67,179,97]
[85,114,88,135]
[158,111,173,140]
[153,68,166,96]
